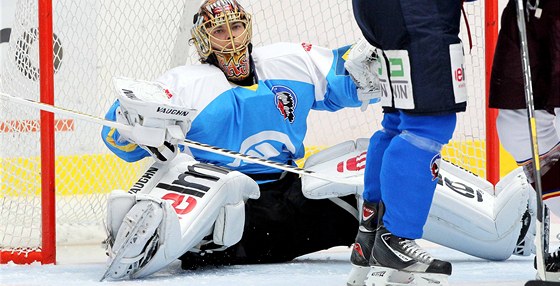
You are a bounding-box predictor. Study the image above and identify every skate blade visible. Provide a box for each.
[347,264,370,286]
[536,271,560,282]
[365,266,414,286]
[413,273,449,286]
[365,266,449,286]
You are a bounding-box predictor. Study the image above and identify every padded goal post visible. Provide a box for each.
[0,0,498,264]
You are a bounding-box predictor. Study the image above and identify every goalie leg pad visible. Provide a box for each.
[111,154,259,279]
[133,169,259,278]
[423,161,534,261]
[304,140,535,261]
[302,138,369,199]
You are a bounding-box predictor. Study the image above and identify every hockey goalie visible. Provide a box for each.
[100,78,535,281]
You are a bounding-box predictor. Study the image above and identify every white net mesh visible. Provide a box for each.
[0,0,490,261]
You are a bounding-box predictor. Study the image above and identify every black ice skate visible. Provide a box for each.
[180,236,238,270]
[347,201,381,286]
[534,248,560,282]
[366,226,452,286]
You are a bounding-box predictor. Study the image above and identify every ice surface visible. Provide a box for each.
[0,242,539,286]
[3,218,559,286]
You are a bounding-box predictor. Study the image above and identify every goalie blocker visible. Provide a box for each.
[110,77,197,163]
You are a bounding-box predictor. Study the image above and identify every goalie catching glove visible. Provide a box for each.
[113,77,196,162]
[344,37,382,111]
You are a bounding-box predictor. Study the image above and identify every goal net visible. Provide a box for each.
[0,0,497,264]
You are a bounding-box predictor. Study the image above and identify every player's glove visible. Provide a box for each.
[344,37,382,111]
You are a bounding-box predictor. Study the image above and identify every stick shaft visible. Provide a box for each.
[514,0,547,280]
[0,91,360,185]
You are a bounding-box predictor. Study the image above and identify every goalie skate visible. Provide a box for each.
[101,200,163,281]
[365,266,449,286]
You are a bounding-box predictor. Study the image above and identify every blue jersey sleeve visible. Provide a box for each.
[100,101,150,162]
[318,45,361,110]
[312,45,380,111]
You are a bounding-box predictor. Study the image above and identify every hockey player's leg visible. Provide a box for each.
[379,112,456,239]
[497,108,560,279]
[348,112,399,286]
[533,161,560,281]
[362,112,400,204]
[367,112,456,285]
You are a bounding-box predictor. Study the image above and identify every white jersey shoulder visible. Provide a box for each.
[156,63,232,120]
[253,42,336,99]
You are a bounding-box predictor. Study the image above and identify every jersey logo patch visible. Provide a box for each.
[272,85,297,123]
[301,42,313,52]
[430,153,441,181]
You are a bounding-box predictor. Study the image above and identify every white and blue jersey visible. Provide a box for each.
[102,42,371,176]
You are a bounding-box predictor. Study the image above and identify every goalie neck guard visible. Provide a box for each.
[191,0,254,84]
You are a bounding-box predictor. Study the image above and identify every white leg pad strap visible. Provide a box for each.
[213,201,246,246]
[106,190,137,243]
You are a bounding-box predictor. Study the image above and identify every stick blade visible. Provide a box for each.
[525,281,560,286]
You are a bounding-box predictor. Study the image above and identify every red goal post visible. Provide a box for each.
[0,0,499,264]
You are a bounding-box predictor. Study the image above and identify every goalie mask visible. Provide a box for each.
[191,0,254,84]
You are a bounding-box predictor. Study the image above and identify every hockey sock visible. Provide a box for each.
[379,112,456,239]
[363,111,400,203]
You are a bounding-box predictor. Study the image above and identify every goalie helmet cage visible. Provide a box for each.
[0,0,499,264]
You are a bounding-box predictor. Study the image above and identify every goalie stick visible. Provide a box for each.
[0,91,362,185]
[515,0,549,281]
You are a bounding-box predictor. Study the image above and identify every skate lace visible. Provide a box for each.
[399,239,434,264]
